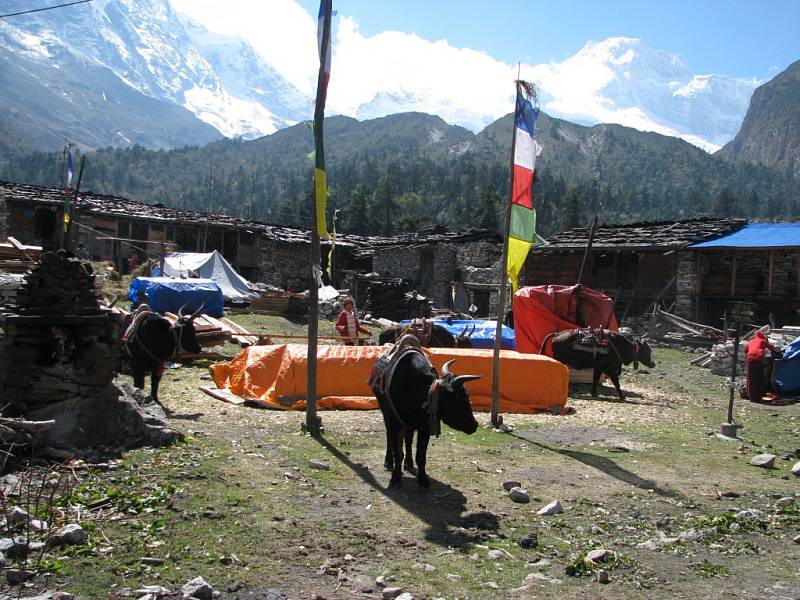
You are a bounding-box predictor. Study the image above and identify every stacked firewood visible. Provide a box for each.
[248,289,308,316]
[357,275,432,321]
[0,237,41,273]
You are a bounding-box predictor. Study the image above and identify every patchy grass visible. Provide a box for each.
[2,319,800,598]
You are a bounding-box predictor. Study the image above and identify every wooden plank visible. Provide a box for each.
[219,316,259,346]
[5,237,34,262]
[730,252,737,296]
[199,385,246,405]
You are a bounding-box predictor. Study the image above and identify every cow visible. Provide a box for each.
[372,351,481,488]
[378,320,475,348]
[545,329,655,401]
[377,321,476,471]
[123,305,203,405]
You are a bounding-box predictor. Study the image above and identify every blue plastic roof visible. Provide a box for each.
[690,223,800,248]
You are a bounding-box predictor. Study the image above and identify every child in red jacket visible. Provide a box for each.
[335,298,370,346]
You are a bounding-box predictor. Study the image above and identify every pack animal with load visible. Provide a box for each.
[542,328,655,400]
[122,304,203,405]
[369,335,481,488]
[378,319,475,348]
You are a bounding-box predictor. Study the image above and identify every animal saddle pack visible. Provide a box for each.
[368,333,441,436]
[572,327,611,357]
[402,319,434,345]
[122,308,156,345]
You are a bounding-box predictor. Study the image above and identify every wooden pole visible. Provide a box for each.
[576,214,599,285]
[491,76,522,428]
[305,0,332,437]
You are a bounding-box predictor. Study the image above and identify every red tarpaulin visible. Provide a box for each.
[513,284,619,355]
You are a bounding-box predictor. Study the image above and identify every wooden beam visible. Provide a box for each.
[730,252,737,296]
[768,251,774,297]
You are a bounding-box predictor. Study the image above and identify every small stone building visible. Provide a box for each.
[370,227,502,312]
[687,223,800,325]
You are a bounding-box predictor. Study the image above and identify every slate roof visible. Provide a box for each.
[536,218,748,253]
[0,180,498,252]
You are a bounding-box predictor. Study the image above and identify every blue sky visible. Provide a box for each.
[297,0,799,79]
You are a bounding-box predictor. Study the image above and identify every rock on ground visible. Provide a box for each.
[750,453,776,468]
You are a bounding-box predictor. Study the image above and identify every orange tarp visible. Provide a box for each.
[209,344,569,414]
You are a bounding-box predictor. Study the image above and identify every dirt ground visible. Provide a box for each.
[2,336,799,599]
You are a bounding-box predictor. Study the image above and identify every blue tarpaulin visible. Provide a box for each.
[400,319,516,350]
[690,223,800,248]
[128,277,225,317]
[773,335,800,395]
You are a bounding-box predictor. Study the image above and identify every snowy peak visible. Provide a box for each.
[532,37,758,151]
[0,0,309,147]
[180,18,310,136]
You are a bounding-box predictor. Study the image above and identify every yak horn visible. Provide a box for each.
[441,359,455,378]
[453,374,482,386]
[468,323,476,338]
[190,303,205,320]
[459,324,469,337]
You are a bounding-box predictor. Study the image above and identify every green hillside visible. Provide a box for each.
[2,110,798,239]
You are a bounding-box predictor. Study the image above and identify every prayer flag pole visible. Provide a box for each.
[306,0,333,436]
[492,73,541,427]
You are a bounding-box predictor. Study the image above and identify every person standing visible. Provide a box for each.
[335,297,370,346]
[746,331,774,402]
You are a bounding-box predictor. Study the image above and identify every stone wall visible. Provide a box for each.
[674,251,697,319]
[372,239,502,310]
[0,190,6,240]
[255,240,310,292]
[676,249,800,321]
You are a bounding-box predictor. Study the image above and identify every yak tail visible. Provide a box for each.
[539,331,559,355]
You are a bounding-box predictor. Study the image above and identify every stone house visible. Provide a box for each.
[687,223,800,325]
[369,228,503,313]
[0,181,501,310]
[522,218,752,323]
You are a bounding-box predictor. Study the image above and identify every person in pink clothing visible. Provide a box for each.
[745,331,775,402]
[335,297,370,346]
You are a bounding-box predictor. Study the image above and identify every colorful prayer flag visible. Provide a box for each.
[317,0,332,106]
[65,148,74,195]
[313,0,333,238]
[506,85,541,292]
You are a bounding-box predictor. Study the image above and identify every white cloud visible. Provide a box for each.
[167,2,755,149]
[327,16,517,121]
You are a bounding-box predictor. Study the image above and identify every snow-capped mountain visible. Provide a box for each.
[530,38,759,151]
[0,0,766,156]
[0,0,309,154]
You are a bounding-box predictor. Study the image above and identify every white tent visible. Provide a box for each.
[161,250,255,301]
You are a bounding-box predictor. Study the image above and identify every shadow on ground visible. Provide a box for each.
[514,430,681,498]
[314,433,498,548]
